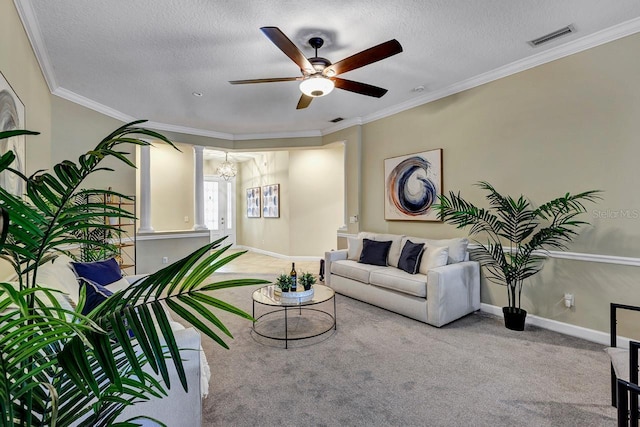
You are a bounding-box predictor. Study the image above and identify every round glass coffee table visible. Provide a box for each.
[252,284,336,349]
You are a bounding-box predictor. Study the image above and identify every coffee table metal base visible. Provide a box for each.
[252,289,336,349]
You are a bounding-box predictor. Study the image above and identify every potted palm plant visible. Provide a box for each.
[435,181,600,331]
[0,122,268,426]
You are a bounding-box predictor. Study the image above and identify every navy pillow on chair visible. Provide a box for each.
[359,238,392,266]
[398,240,425,274]
[80,278,113,315]
[70,257,122,286]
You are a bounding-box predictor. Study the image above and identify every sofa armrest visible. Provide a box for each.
[117,327,203,426]
[324,250,348,287]
[426,261,480,327]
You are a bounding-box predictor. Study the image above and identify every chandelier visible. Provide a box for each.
[216,152,237,181]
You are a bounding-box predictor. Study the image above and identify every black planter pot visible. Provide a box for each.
[502,307,527,331]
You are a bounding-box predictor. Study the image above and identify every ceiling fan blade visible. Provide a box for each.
[229,77,300,85]
[333,78,388,98]
[296,94,313,110]
[260,27,315,74]
[324,39,403,77]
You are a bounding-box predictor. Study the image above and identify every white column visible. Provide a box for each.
[193,145,207,230]
[138,144,154,232]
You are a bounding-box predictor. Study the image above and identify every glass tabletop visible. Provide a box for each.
[252,284,334,306]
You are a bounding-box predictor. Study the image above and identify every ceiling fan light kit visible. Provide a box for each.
[300,75,335,97]
[229,27,403,109]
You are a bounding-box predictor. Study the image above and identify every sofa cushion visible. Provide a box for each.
[70,257,122,286]
[359,232,405,267]
[403,236,469,264]
[331,260,385,283]
[398,240,425,274]
[347,236,363,261]
[37,255,83,303]
[359,239,392,266]
[419,246,449,274]
[80,278,113,315]
[369,268,428,298]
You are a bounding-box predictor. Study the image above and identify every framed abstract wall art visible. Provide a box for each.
[384,149,442,221]
[246,187,261,218]
[0,71,26,197]
[262,183,280,218]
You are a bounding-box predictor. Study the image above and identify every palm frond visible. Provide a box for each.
[438,182,601,309]
[0,122,267,426]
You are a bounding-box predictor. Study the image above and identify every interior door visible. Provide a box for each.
[204,176,236,246]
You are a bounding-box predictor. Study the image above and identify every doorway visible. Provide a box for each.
[204,176,236,246]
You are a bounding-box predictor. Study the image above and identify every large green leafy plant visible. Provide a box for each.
[435,182,600,328]
[0,122,267,426]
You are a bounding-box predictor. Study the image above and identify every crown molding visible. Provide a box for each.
[13,0,58,91]
[53,87,135,122]
[232,129,322,141]
[17,1,640,142]
[360,16,640,126]
[321,117,363,136]
[144,121,234,141]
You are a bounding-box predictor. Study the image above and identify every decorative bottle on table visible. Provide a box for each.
[290,262,297,291]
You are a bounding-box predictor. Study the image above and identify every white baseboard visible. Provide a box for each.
[235,245,322,262]
[480,303,612,346]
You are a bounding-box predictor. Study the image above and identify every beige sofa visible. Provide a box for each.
[36,255,208,426]
[325,232,480,327]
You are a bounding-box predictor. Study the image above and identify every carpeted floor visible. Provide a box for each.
[198,274,616,426]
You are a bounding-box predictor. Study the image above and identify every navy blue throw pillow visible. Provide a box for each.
[398,240,425,274]
[359,239,392,266]
[70,258,122,286]
[80,278,113,315]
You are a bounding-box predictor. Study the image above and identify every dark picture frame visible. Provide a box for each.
[262,184,280,218]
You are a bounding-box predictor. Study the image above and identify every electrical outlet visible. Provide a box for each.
[563,293,574,308]
[349,215,358,223]
[162,256,168,264]
[184,216,189,222]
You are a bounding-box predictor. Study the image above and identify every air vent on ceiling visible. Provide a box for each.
[528,24,575,47]
[329,117,344,123]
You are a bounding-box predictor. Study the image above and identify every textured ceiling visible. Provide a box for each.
[16,0,640,138]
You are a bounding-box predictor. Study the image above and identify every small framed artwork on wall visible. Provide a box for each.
[246,187,261,218]
[384,148,443,221]
[262,184,280,218]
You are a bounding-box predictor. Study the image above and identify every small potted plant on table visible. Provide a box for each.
[275,274,293,293]
[299,272,317,291]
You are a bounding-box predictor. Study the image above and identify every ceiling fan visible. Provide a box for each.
[229,27,403,109]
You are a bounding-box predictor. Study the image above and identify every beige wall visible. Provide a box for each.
[237,151,291,254]
[136,234,210,274]
[51,97,133,193]
[149,142,195,230]
[289,144,344,255]
[0,2,52,279]
[0,1,51,176]
[327,32,640,333]
[236,146,344,256]
[323,126,361,236]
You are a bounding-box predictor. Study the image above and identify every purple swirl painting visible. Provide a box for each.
[384,149,442,221]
